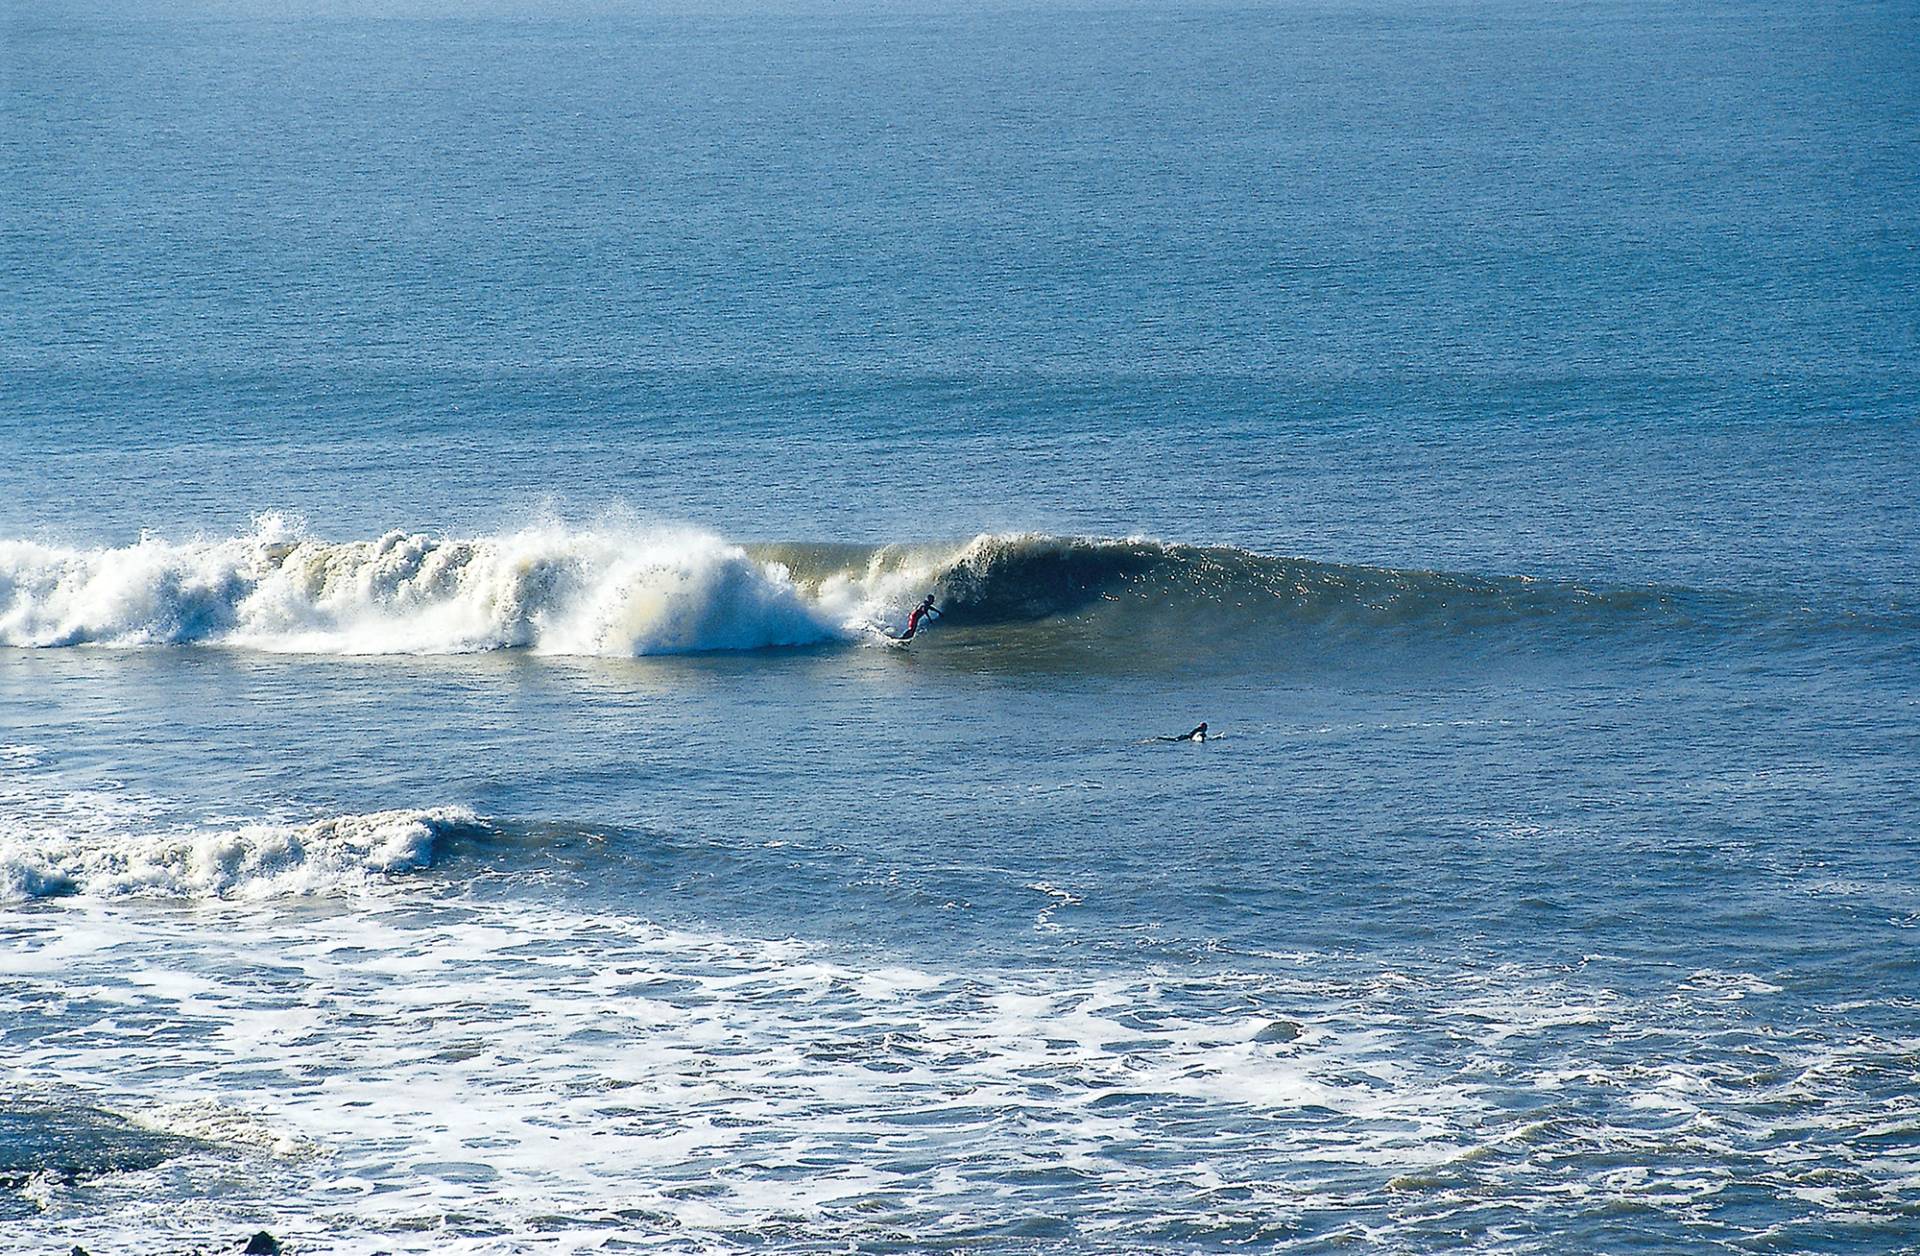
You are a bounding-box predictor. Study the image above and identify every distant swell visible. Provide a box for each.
[0,519,1792,661]
[0,805,489,901]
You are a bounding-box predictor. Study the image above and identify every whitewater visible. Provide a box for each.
[0,517,859,655]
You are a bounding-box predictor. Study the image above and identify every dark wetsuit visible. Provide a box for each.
[902,603,939,639]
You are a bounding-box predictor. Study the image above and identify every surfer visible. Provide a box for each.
[896,593,941,640]
[1159,723,1209,742]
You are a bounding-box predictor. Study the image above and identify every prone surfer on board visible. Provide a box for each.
[1159,723,1209,742]
[896,593,941,640]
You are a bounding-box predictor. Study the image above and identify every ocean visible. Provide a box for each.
[3,1,1918,1252]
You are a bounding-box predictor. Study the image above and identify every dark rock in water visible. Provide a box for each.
[1253,1019,1303,1043]
[243,1232,281,1255]
[0,1102,204,1222]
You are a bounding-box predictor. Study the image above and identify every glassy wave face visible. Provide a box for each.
[0,519,1857,664]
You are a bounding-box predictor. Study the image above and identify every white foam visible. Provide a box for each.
[122,1099,323,1158]
[0,743,46,768]
[6,895,1916,1253]
[0,801,480,901]
[0,516,857,657]
[2,900,1483,1254]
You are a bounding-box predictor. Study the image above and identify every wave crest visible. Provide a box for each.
[0,805,488,901]
[0,518,845,655]
[0,521,1789,661]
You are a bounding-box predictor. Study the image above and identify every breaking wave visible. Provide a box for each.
[0,517,1823,660]
[0,516,842,656]
[0,804,489,901]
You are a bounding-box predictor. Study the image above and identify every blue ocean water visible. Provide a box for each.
[3,1,1918,1252]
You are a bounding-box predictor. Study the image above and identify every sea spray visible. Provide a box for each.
[0,519,852,656]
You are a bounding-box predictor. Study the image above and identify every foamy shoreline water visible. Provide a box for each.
[13,889,1914,1254]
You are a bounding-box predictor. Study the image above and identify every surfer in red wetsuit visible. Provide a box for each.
[898,593,941,640]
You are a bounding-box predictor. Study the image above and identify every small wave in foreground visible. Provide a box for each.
[0,803,487,901]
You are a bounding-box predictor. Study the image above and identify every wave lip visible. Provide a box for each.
[0,805,488,901]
